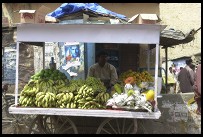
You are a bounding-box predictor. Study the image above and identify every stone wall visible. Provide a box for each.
[139,93,201,134]
[159,3,201,60]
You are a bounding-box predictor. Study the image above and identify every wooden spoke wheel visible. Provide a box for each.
[29,115,78,134]
[2,117,17,134]
[2,114,31,134]
[2,95,30,134]
[96,118,137,134]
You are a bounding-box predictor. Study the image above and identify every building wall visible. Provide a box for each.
[159,3,201,60]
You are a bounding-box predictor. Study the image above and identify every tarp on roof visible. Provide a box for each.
[46,3,127,21]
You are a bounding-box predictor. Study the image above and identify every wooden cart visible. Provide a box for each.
[9,23,166,134]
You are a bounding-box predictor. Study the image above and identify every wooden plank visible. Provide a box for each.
[9,106,161,119]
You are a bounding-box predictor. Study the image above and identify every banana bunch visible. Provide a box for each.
[77,85,94,97]
[80,100,105,109]
[54,79,66,89]
[35,79,58,95]
[57,86,70,93]
[70,79,86,88]
[20,86,38,97]
[95,92,110,105]
[19,95,36,107]
[35,92,56,108]
[39,79,54,88]
[85,77,107,93]
[66,82,79,94]
[55,92,75,108]
[65,101,77,109]
[75,85,94,108]
[44,86,58,94]
[113,83,123,94]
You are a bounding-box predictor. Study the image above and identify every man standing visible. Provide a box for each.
[167,67,176,93]
[178,59,195,93]
[88,51,118,90]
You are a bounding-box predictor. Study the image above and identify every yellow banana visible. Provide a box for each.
[45,93,50,102]
[56,93,64,100]
[101,94,105,103]
[48,92,56,98]
[60,80,65,85]
[70,102,74,108]
[21,97,28,105]
[37,102,41,107]
[46,80,52,87]
[44,101,48,108]
[63,94,67,102]
[69,92,74,101]
[37,94,45,102]
[66,93,71,102]
[66,103,70,108]
[19,96,25,103]
[23,84,30,91]
[36,92,45,98]
[39,81,44,87]
[85,97,93,101]
[49,79,54,85]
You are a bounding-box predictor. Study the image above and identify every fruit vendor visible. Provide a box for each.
[87,51,118,90]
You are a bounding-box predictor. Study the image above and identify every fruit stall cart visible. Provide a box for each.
[9,23,166,134]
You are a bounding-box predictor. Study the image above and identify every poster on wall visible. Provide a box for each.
[2,45,16,83]
[60,42,85,79]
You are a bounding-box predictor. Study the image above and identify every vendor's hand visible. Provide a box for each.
[107,84,114,93]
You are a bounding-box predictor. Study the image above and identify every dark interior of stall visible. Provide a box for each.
[95,43,140,77]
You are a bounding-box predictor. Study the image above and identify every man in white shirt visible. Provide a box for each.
[88,51,118,90]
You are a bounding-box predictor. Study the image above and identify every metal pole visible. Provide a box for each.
[154,44,159,111]
[165,47,168,94]
[43,43,45,69]
[15,42,20,106]
[147,45,150,72]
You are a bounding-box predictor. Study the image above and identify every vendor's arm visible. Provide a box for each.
[110,65,118,85]
[87,65,95,77]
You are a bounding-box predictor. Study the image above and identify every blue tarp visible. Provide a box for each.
[47,3,127,21]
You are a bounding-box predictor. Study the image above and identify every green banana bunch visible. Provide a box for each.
[95,92,110,105]
[19,96,35,107]
[113,83,123,94]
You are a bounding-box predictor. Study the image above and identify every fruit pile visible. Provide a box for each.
[108,69,156,112]
[19,69,110,109]
[119,69,154,86]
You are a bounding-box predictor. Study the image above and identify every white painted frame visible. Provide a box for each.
[13,23,166,119]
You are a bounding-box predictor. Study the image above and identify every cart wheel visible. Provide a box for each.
[2,95,30,134]
[2,117,16,134]
[29,115,78,134]
[2,114,31,134]
[96,118,137,134]
[2,96,8,118]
